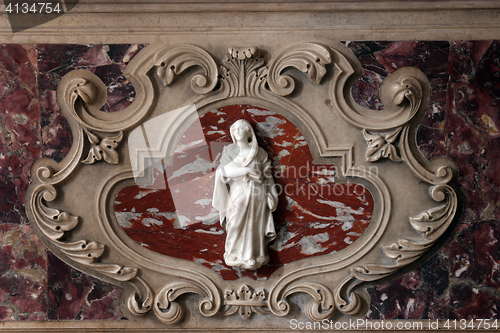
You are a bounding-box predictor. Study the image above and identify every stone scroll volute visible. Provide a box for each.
[25,40,458,328]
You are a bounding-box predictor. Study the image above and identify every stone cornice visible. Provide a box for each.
[0,1,499,42]
[42,1,500,13]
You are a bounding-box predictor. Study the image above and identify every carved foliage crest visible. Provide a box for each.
[25,41,458,326]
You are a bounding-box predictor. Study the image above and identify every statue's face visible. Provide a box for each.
[232,122,251,142]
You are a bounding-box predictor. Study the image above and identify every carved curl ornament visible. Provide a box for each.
[25,42,458,326]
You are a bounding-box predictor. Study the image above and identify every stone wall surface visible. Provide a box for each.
[0,41,499,322]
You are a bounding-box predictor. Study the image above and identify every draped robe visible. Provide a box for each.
[213,145,277,270]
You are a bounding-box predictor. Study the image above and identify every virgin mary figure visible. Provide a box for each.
[212,119,278,270]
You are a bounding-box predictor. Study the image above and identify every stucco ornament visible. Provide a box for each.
[213,119,278,270]
[25,40,459,327]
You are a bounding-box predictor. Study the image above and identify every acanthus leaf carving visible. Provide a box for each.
[223,285,269,319]
[333,276,363,316]
[70,78,99,106]
[220,47,266,98]
[154,44,219,95]
[153,281,219,324]
[362,127,403,162]
[82,129,123,165]
[31,184,138,282]
[399,123,456,185]
[353,184,457,281]
[267,42,331,96]
[34,74,104,185]
[56,240,105,265]
[199,43,332,103]
[331,64,427,131]
[34,185,79,240]
[270,281,335,322]
[126,276,154,316]
[387,75,422,123]
[409,200,451,237]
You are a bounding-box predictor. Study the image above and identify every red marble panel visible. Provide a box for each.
[348,40,500,320]
[0,224,47,320]
[34,43,146,320]
[0,44,41,224]
[115,105,373,280]
[47,252,124,320]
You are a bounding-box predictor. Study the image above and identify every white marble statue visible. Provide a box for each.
[212,119,278,270]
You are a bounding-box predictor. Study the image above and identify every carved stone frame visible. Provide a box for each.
[25,40,458,327]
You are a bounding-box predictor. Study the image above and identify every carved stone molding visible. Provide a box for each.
[25,40,458,328]
[3,2,500,42]
[222,285,269,319]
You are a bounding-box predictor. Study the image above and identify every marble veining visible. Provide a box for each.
[0,44,146,320]
[115,105,373,280]
[346,41,500,319]
[0,41,498,321]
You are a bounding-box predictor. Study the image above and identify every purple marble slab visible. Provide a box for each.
[0,44,146,321]
[0,224,47,320]
[344,40,500,320]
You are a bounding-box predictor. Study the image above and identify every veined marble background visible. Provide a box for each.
[0,41,499,321]
[116,104,373,281]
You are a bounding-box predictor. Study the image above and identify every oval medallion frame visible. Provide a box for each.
[25,40,458,326]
